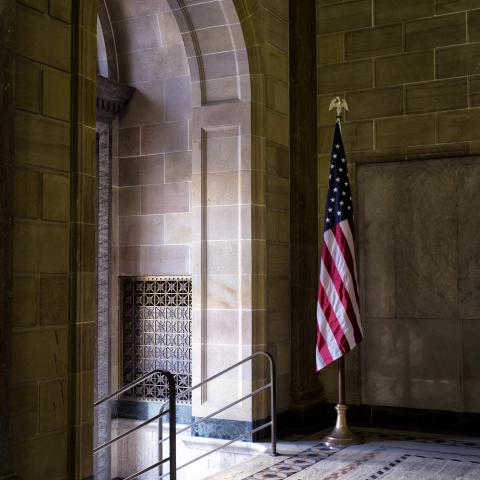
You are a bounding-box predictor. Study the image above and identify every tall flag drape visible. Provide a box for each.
[316,122,363,371]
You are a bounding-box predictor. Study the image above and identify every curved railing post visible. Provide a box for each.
[94,352,278,479]
[166,372,177,480]
[266,352,278,455]
[158,414,163,479]
[93,368,177,480]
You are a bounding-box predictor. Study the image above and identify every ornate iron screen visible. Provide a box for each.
[122,276,192,404]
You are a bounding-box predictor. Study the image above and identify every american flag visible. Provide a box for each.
[316,122,363,371]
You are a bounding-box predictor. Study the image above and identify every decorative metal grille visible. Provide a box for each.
[122,276,192,404]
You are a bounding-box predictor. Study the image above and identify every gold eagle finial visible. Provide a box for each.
[329,97,349,118]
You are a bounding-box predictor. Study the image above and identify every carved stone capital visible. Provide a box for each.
[96,75,134,123]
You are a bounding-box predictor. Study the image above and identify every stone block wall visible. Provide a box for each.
[9,1,97,478]
[317,0,480,409]
[240,0,290,414]
[11,2,72,478]
[0,2,14,476]
[70,3,97,476]
[260,0,290,412]
[109,0,192,278]
[317,0,480,161]
[96,0,291,435]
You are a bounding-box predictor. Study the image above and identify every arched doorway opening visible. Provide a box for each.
[95,1,259,477]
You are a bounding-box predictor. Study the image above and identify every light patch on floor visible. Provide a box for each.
[205,429,480,480]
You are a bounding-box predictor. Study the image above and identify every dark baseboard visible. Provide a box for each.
[277,403,336,436]
[349,404,480,437]
[191,417,272,442]
[279,403,480,438]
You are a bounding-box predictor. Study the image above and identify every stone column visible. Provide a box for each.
[69,2,97,478]
[0,0,15,477]
[95,75,134,480]
[95,123,111,480]
[289,0,323,422]
[169,0,257,436]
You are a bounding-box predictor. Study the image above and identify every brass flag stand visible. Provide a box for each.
[322,97,362,449]
[323,357,362,448]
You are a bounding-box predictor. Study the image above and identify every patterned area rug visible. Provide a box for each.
[206,430,480,480]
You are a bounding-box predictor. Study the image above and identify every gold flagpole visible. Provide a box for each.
[323,357,361,448]
[323,97,362,449]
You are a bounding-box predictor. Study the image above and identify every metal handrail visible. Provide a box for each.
[94,352,277,480]
[93,368,177,480]
[159,351,277,477]
[161,383,271,443]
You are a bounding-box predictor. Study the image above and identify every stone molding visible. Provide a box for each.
[96,75,134,123]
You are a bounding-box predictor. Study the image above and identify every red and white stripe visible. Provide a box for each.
[316,218,363,371]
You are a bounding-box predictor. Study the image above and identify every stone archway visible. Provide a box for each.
[3,0,288,478]
[95,0,269,466]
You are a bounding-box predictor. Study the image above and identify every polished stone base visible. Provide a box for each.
[191,417,271,442]
[113,399,193,425]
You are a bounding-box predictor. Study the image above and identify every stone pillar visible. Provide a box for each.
[289,0,323,421]
[69,2,97,478]
[0,0,15,477]
[11,1,75,478]
[168,0,257,435]
[95,75,133,480]
[95,123,111,480]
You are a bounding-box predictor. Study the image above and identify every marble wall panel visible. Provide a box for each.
[463,319,480,412]
[358,167,395,319]
[458,160,480,319]
[393,161,458,319]
[363,317,463,411]
[359,157,480,413]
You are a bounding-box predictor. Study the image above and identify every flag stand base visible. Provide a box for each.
[323,403,362,448]
[323,357,363,449]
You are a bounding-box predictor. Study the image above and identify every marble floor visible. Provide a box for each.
[204,429,480,480]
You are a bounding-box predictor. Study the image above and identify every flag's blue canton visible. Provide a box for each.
[323,123,353,232]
